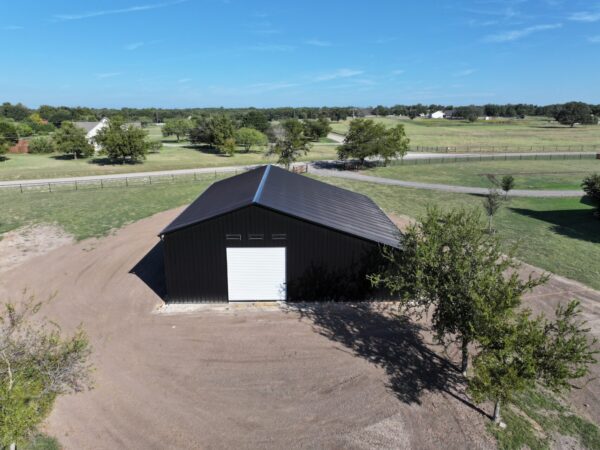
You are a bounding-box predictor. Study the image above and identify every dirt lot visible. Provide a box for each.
[0,209,598,449]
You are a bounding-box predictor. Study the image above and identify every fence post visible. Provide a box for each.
[48,183,52,193]
[20,184,22,193]
[126,177,129,187]
[100,179,103,189]
[149,176,152,185]
[75,181,78,191]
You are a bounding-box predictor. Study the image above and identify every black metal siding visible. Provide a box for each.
[163,205,388,303]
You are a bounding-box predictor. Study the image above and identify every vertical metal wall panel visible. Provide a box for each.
[163,205,387,303]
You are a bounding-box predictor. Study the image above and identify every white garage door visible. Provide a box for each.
[226,247,286,301]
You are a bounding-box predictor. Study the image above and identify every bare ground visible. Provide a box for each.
[0,209,597,449]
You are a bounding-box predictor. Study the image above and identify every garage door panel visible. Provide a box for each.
[226,247,286,301]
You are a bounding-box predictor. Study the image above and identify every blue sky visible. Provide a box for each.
[1,0,599,107]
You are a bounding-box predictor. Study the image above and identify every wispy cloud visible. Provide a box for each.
[246,44,294,52]
[569,10,600,22]
[125,41,145,51]
[95,72,121,79]
[484,23,562,42]
[454,68,476,77]
[313,68,364,82]
[305,39,332,47]
[54,0,188,21]
[589,35,600,43]
[2,25,24,30]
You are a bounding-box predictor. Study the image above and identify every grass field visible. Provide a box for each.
[365,158,600,190]
[0,143,337,181]
[2,173,598,290]
[330,116,600,149]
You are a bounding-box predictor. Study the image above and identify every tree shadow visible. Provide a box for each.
[509,202,600,244]
[289,303,488,416]
[312,160,378,171]
[51,154,76,160]
[129,241,167,301]
[89,157,144,166]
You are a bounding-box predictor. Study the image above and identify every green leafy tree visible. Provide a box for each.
[303,118,332,142]
[0,121,19,146]
[469,300,598,425]
[483,188,503,233]
[370,207,546,375]
[455,106,481,122]
[222,137,236,156]
[209,114,236,152]
[500,175,515,199]
[0,296,93,449]
[28,136,57,154]
[582,173,600,216]
[554,102,595,127]
[338,119,409,166]
[94,117,150,163]
[266,119,311,170]
[241,110,270,133]
[162,118,193,142]
[235,127,267,152]
[53,122,94,159]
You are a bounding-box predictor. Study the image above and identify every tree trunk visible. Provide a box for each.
[488,215,493,234]
[493,400,501,424]
[461,339,469,376]
[10,442,16,450]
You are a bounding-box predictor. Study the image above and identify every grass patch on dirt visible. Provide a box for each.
[24,433,61,450]
[489,389,600,450]
[364,158,600,190]
[330,116,600,148]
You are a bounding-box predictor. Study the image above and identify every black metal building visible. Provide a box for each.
[159,165,400,302]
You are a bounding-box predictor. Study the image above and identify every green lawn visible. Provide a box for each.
[2,173,599,290]
[0,143,338,182]
[364,158,600,190]
[330,116,600,149]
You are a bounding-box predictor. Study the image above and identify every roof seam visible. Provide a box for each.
[252,165,271,204]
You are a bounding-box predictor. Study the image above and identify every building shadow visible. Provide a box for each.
[509,203,600,244]
[290,303,488,416]
[129,241,167,300]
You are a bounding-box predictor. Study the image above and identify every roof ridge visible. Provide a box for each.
[252,165,271,204]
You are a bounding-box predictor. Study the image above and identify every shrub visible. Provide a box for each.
[582,173,600,214]
[28,136,56,154]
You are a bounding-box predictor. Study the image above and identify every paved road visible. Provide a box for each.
[309,166,584,198]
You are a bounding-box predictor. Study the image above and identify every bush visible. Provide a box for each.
[582,173,600,214]
[28,136,56,154]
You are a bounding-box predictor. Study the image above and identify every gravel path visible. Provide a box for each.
[309,166,584,198]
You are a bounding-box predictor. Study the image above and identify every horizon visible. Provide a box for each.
[2,0,600,108]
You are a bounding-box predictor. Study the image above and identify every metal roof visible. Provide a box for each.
[160,165,400,247]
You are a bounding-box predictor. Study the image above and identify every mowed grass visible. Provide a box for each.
[2,173,599,290]
[330,116,600,148]
[311,176,600,290]
[365,158,600,190]
[0,143,338,182]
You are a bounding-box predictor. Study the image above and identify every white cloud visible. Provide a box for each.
[485,23,562,42]
[125,42,145,51]
[313,68,364,81]
[2,25,24,30]
[569,11,600,22]
[454,69,476,77]
[55,0,188,20]
[96,72,121,79]
[589,35,600,43]
[305,39,332,47]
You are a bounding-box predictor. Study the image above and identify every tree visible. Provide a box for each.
[0,102,30,121]
[370,207,546,375]
[0,296,93,449]
[0,121,19,146]
[189,114,235,153]
[53,122,94,159]
[554,102,594,127]
[469,300,598,425]
[162,118,192,142]
[582,173,600,216]
[338,119,410,166]
[266,119,311,170]
[222,137,236,156]
[93,117,150,163]
[241,110,270,133]
[235,127,267,152]
[500,175,515,199]
[455,106,480,122]
[483,188,503,233]
[28,136,57,154]
[303,118,332,142]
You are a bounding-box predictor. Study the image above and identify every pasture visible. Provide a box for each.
[365,158,600,190]
[330,116,600,149]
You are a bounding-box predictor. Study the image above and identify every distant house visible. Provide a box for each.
[443,110,458,120]
[73,118,142,152]
[429,110,445,119]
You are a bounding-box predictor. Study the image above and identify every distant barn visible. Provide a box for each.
[159,165,400,302]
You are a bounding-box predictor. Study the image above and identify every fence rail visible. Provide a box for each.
[410,144,600,153]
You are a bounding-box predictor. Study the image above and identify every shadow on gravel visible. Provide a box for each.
[312,160,377,171]
[130,241,167,300]
[510,205,600,244]
[291,303,488,416]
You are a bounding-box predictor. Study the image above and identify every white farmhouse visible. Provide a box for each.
[73,117,109,152]
[429,110,445,119]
